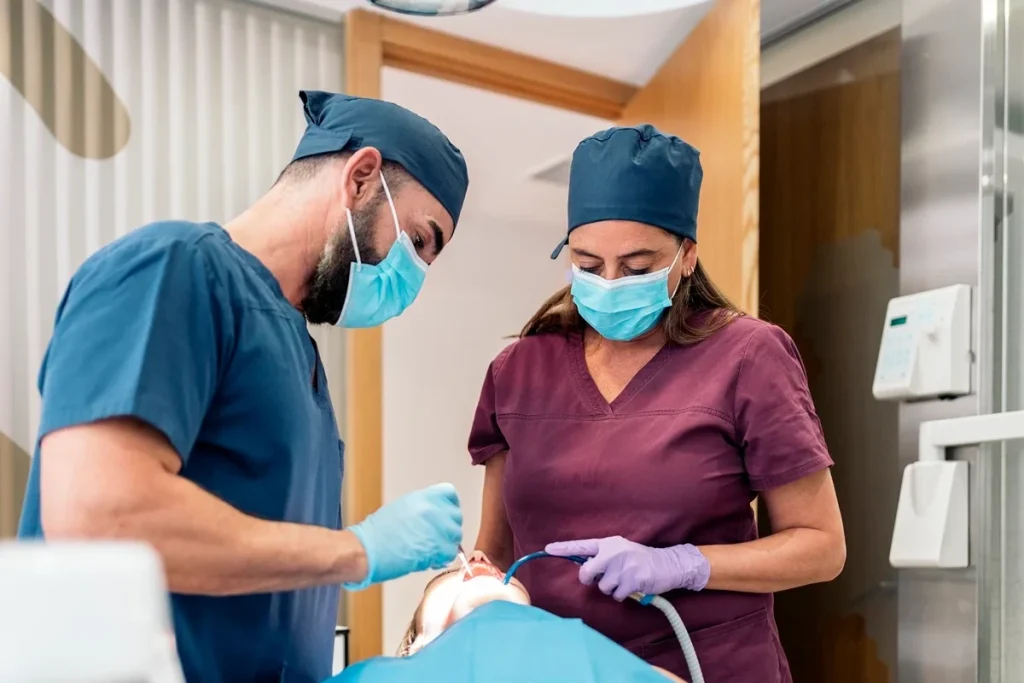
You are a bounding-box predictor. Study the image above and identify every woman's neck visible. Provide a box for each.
[583,326,667,357]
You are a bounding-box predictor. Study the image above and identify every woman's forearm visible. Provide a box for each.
[699,527,845,593]
[475,452,515,570]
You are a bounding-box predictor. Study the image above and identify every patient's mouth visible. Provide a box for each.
[461,561,505,582]
[444,565,520,628]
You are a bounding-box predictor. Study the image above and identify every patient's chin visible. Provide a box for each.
[449,576,530,622]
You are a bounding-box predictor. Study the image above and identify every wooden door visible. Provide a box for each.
[617,0,761,315]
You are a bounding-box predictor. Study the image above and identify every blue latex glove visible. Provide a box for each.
[546,536,710,601]
[345,483,463,591]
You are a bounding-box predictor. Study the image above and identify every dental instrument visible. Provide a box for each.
[456,545,472,575]
[446,545,475,623]
[503,551,705,683]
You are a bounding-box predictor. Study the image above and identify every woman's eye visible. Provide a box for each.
[623,267,650,276]
[412,234,425,250]
[581,265,601,274]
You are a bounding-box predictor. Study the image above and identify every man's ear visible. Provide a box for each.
[341,147,384,210]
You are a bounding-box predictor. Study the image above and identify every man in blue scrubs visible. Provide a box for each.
[17,91,469,683]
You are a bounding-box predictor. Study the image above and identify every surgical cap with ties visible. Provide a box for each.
[292,90,470,227]
[550,124,702,259]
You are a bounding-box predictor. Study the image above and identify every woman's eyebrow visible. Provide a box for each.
[571,247,661,260]
[619,249,660,259]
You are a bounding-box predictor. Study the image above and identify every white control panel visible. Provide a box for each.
[872,285,972,402]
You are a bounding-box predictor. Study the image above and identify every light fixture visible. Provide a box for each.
[367,0,499,16]
[497,0,709,18]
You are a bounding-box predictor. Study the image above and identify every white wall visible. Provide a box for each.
[377,67,610,652]
[380,215,569,650]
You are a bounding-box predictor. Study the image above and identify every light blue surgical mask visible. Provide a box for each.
[570,247,684,342]
[336,172,428,329]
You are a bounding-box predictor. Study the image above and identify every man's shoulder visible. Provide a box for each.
[60,222,235,314]
[79,221,227,278]
[106,220,224,257]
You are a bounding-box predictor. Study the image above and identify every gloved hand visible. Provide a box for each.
[345,483,463,591]
[545,536,710,601]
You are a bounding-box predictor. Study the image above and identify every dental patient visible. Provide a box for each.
[330,556,687,683]
[397,556,531,655]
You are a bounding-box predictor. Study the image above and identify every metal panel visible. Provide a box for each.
[898,0,995,675]
[993,0,1024,676]
[0,0,344,536]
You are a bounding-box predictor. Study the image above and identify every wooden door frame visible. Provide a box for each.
[341,8,640,663]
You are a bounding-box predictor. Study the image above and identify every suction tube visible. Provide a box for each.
[503,551,705,683]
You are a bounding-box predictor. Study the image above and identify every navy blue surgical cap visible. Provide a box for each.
[551,124,702,259]
[293,91,469,226]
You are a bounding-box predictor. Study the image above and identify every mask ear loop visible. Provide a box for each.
[342,170,399,269]
[379,171,401,241]
[669,243,688,299]
[345,207,363,268]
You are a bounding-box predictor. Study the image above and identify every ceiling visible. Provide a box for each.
[261,0,852,84]
[265,0,713,85]
[262,0,859,246]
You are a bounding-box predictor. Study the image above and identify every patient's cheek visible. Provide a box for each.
[448,577,530,623]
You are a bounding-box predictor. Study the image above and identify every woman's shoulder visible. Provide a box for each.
[705,314,795,350]
[488,333,577,378]
[682,315,802,373]
[697,315,807,383]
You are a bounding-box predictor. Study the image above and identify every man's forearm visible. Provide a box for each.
[49,470,367,596]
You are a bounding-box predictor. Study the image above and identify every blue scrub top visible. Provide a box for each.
[18,221,343,683]
[333,601,670,683]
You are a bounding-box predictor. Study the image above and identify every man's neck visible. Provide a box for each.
[224,191,327,308]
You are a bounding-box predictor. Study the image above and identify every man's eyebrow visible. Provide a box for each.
[429,219,444,254]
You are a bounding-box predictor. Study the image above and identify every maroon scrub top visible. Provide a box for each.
[468,316,832,683]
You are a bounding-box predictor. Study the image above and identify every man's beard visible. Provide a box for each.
[302,197,383,325]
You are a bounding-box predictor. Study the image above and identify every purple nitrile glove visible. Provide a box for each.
[546,536,711,602]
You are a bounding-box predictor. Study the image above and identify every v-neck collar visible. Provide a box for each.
[209,222,307,329]
[568,333,674,415]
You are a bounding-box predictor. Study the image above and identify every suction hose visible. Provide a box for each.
[503,551,705,683]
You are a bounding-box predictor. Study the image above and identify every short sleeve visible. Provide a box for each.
[734,324,833,491]
[38,235,229,463]
[467,346,513,465]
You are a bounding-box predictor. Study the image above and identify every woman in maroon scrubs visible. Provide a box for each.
[468,124,846,683]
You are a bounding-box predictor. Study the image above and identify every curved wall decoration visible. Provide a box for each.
[1,0,131,159]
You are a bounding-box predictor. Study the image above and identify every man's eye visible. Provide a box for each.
[412,234,425,249]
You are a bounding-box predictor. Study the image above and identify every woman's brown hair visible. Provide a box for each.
[520,248,743,345]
